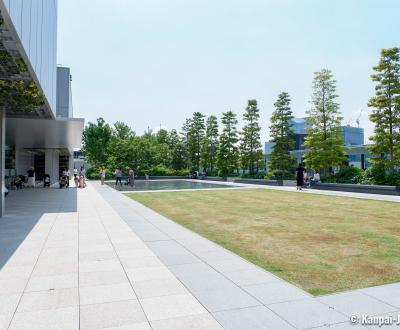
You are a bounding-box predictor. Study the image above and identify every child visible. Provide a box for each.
[79,175,85,188]
[74,174,79,187]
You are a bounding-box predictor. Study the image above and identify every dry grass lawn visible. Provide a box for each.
[128,189,400,295]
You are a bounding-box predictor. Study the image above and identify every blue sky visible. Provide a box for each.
[57,0,400,142]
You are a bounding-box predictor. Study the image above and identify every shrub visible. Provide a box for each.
[240,171,267,179]
[363,166,400,186]
[385,171,400,186]
[85,167,114,180]
[327,166,362,184]
[85,167,98,180]
[176,168,190,176]
[322,165,400,186]
[218,170,240,177]
[149,165,176,176]
[266,169,294,180]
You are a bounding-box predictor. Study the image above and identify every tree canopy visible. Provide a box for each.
[269,92,295,179]
[240,100,264,174]
[303,69,347,173]
[218,111,239,176]
[368,47,400,172]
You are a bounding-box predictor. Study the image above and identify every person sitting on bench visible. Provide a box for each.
[15,176,23,189]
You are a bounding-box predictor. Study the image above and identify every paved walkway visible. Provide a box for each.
[0,182,399,329]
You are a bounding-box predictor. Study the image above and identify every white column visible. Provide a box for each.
[68,151,74,179]
[45,149,59,185]
[0,110,5,217]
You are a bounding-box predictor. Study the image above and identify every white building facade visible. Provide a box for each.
[0,0,84,216]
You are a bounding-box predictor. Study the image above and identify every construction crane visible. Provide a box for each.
[355,109,363,128]
[347,109,364,127]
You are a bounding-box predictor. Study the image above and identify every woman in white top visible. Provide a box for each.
[312,170,321,182]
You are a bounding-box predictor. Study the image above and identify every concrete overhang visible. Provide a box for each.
[6,117,84,151]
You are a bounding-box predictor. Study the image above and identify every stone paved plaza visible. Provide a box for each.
[0,182,399,329]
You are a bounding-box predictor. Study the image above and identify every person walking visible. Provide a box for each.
[79,166,86,188]
[79,166,86,177]
[296,163,304,190]
[128,168,135,187]
[99,168,106,185]
[27,167,35,188]
[62,168,70,188]
[115,167,122,186]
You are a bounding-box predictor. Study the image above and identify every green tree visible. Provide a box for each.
[368,47,400,172]
[303,69,347,174]
[169,129,187,171]
[129,136,155,173]
[187,112,206,171]
[82,118,113,167]
[239,99,264,174]
[268,92,295,179]
[155,129,170,145]
[181,118,192,169]
[200,115,219,174]
[218,111,239,176]
[113,121,134,139]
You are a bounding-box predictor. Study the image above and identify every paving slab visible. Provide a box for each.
[360,283,400,309]
[25,273,78,292]
[317,291,398,317]
[151,313,223,330]
[213,305,295,330]
[0,313,13,330]
[126,266,177,282]
[9,306,79,330]
[131,277,188,299]
[79,282,137,305]
[78,259,124,273]
[243,281,310,304]
[313,321,369,329]
[80,300,147,329]
[268,298,348,329]
[156,252,201,266]
[140,293,207,321]
[79,269,129,287]
[193,287,261,312]
[224,268,282,286]
[0,292,21,315]
[0,278,27,294]
[17,287,79,313]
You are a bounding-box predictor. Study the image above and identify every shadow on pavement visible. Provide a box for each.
[0,187,78,269]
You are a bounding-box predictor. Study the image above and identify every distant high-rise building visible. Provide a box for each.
[56,66,73,118]
[264,118,370,170]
